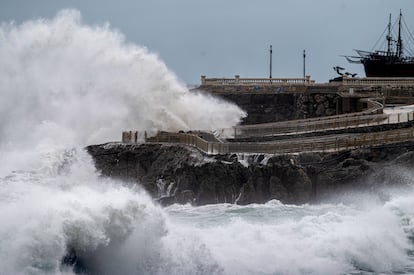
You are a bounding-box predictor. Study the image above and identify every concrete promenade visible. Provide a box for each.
[123,113,414,155]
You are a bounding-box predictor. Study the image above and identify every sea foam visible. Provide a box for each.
[1,9,414,275]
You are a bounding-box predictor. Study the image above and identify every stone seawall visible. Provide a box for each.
[212,92,338,125]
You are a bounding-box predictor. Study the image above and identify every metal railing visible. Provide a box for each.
[121,101,414,155]
[225,127,414,154]
[232,98,385,138]
[232,113,388,138]
[122,126,414,155]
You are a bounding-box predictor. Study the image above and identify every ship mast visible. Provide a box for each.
[397,10,403,57]
[386,13,392,55]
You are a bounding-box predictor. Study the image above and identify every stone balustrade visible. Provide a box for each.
[200,75,314,86]
[342,77,414,86]
[200,75,414,88]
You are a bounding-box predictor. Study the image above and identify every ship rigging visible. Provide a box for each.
[345,10,414,77]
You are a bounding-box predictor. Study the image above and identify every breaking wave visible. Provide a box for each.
[1,9,414,275]
[0,9,245,149]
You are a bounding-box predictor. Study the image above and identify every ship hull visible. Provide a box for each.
[363,59,414,77]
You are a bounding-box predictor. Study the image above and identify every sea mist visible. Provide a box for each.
[1,9,414,275]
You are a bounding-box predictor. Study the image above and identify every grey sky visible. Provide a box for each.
[0,0,413,84]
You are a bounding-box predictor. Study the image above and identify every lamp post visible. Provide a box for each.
[303,49,306,79]
[269,45,273,79]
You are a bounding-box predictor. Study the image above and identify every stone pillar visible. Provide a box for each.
[121,131,128,143]
[235,75,240,84]
[122,131,132,143]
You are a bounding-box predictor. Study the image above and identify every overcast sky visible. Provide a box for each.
[0,0,413,84]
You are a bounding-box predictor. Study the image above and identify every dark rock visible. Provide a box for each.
[392,151,414,166]
[175,190,195,204]
[87,143,414,207]
[157,195,176,206]
[269,176,287,200]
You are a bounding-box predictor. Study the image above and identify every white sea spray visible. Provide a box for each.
[0,9,245,149]
[0,9,414,275]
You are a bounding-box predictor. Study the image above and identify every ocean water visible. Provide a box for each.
[1,9,414,275]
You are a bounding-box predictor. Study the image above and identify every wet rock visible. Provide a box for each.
[392,151,414,166]
[87,143,414,206]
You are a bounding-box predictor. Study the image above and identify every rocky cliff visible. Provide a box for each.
[87,142,414,206]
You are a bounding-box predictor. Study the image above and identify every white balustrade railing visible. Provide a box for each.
[201,76,414,87]
[343,77,414,86]
[200,75,313,86]
[200,75,414,87]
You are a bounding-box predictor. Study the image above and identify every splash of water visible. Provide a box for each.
[0,9,245,149]
[1,9,414,275]
[0,9,245,176]
[0,149,220,275]
[166,192,414,275]
[0,9,237,274]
